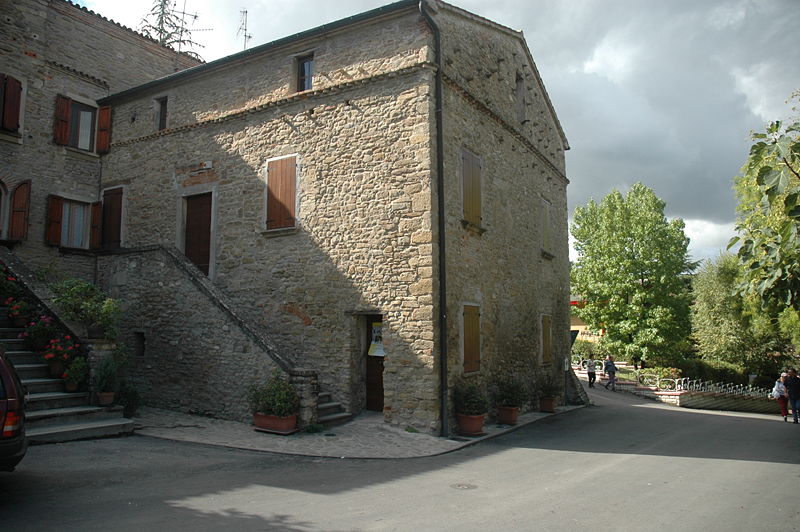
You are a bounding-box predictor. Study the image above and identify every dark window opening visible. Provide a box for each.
[296,54,313,92]
[156,96,168,131]
[133,332,146,357]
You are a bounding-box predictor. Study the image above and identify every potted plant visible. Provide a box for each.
[94,356,120,405]
[41,335,78,378]
[454,382,487,436]
[63,356,89,392]
[494,378,526,425]
[20,315,59,351]
[50,279,122,339]
[247,369,300,433]
[538,376,560,413]
[4,297,31,327]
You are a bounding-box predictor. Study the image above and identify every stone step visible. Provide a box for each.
[0,337,27,347]
[21,377,66,394]
[0,328,25,339]
[26,405,124,429]
[318,411,352,428]
[13,363,50,379]
[318,392,332,403]
[317,401,344,417]
[26,391,90,411]
[5,350,42,365]
[27,418,135,444]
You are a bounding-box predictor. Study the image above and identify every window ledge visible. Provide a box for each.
[0,131,22,145]
[260,226,299,238]
[460,220,487,235]
[57,246,94,256]
[63,146,100,161]
[541,249,555,260]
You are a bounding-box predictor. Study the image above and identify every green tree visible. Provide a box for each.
[691,253,789,374]
[139,0,203,60]
[571,183,694,366]
[731,118,800,310]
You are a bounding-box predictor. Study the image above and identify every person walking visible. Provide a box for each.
[586,355,597,388]
[772,373,789,422]
[603,355,617,391]
[785,369,800,424]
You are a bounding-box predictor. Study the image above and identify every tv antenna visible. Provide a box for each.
[237,9,252,51]
[174,0,212,52]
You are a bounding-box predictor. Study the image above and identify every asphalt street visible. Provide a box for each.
[2,387,798,532]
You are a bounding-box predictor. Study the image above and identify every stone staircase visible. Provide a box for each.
[316,391,352,428]
[0,307,134,443]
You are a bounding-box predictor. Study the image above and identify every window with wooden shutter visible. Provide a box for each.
[462,148,481,226]
[96,106,111,154]
[266,156,297,230]
[1,74,22,133]
[89,201,102,249]
[45,195,64,245]
[102,187,123,249]
[463,304,481,373]
[8,181,30,241]
[541,314,552,365]
[54,95,71,146]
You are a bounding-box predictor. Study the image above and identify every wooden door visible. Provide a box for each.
[365,317,384,412]
[184,192,212,275]
[102,188,123,249]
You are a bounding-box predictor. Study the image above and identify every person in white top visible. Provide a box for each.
[772,373,788,422]
[585,357,597,388]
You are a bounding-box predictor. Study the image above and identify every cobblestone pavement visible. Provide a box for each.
[132,405,584,459]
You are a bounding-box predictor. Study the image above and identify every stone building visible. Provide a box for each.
[2,0,571,435]
[0,0,200,280]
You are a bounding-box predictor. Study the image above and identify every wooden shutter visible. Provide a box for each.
[266,157,297,230]
[96,106,111,154]
[89,201,102,249]
[462,149,481,225]
[8,180,30,240]
[53,95,71,145]
[102,187,123,249]
[2,75,22,133]
[463,305,480,372]
[541,315,552,364]
[45,195,64,246]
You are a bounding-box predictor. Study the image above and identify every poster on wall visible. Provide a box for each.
[368,321,385,357]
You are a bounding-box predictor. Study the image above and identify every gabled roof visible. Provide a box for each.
[99,0,419,105]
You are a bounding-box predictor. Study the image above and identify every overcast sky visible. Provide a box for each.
[79,0,800,263]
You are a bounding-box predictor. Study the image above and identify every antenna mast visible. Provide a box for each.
[237,9,252,51]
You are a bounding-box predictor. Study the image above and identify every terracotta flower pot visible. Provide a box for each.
[97,391,115,406]
[540,396,557,413]
[456,413,486,436]
[496,405,520,425]
[253,413,297,432]
[64,381,79,392]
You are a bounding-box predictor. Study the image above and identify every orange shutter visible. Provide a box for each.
[8,180,30,240]
[89,201,102,249]
[463,305,481,372]
[45,195,64,246]
[2,75,22,133]
[462,149,481,225]
[96,106,111,153]
[266,157,297,230]
[53,95,71,145]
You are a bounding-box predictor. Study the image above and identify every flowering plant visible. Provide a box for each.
[63,356,89,387]
[41,335,79,364]
[0,269,23,299]
[20,315,60,350]
[4,297,30,319]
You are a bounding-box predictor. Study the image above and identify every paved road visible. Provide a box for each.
[2,387,798,531]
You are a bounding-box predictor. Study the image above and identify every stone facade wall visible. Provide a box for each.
[0,0,200,280]
[96,246,320,424]
[101,8,440,429]
[433,6,571,415]
[109,10,430,140]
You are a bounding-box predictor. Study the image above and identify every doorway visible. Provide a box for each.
[184,192,212,275]
[364,315,384,412]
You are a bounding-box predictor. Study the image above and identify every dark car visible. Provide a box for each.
[0,352,27,472]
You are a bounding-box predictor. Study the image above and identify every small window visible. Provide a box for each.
[540,314,552,365]
[54,95,111,153]
[541,197,552,255]
[461,148,481,227]
[45,195,101,249]
[0,73,23,133]
[155,96,168,131]
[463,304,481,372]
[265,156,297,230]
[296,54,313,92]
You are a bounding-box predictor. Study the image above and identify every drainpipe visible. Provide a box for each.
[419,0,448,437]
